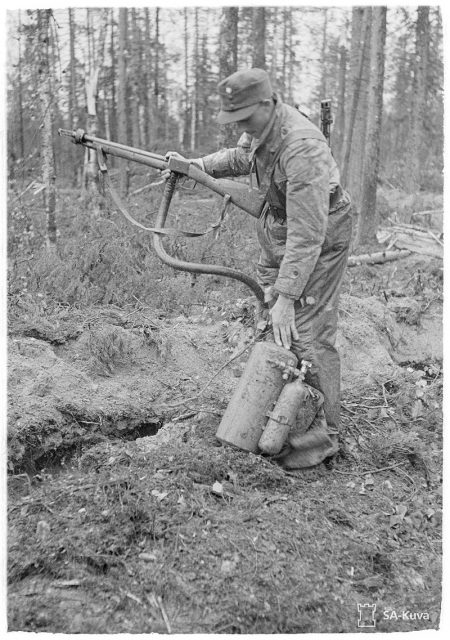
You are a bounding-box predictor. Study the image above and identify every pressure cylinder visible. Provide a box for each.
[258,380,324,455]
[216,342,298,452]
[258,378,309,455]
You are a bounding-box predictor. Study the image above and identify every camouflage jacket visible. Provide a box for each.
[202,95,346,299]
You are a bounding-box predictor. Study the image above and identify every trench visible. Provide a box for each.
[12,414,166,477]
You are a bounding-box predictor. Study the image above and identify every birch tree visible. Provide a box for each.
[36,9,57,247]
[84,8,109,193]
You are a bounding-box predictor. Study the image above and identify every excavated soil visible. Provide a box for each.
[7,272,442,472]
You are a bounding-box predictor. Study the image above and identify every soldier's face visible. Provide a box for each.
[236,101,274,138]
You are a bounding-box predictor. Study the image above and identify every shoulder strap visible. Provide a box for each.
[104,172,230,238]
[268,128,327,177]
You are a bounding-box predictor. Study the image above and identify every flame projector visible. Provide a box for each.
[216,342,323,455]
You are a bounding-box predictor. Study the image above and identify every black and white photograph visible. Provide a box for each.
[3,1,446,634]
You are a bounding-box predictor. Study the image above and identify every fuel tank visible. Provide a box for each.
[216,342,297,452]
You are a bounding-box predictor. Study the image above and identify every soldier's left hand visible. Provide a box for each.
[269,295,299,349]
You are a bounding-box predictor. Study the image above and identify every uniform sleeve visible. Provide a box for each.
[274,138,330,299]
[202,133,252,178]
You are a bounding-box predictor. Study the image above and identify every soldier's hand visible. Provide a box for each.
[269,295,299,349]
[160,151,186,180]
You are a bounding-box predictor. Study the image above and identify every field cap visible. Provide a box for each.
[217,68,273,125]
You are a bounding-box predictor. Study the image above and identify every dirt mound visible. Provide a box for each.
[7,290,442,471]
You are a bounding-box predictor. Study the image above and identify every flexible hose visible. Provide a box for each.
[152,173,265,304]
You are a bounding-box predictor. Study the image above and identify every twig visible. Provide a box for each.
[147,593,172,634]
[172,411,198,422]
[130,179,164,195]
[332,462,404,476]
[393,465,415,485]
[410,209,443,217]
[424,533,440,557]
[427,229,444,247]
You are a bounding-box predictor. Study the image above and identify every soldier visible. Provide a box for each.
[165,68,352,469]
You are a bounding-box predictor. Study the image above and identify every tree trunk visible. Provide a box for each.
[84,8,108,194]
[281,9,292,100]
[252,7,266,68]
[218,7,239,148]
[130,9,141,148]
[190,8,199,151]
[287,11,295,103]
[342,6,372,213]
[319,8,329,99]
[37,9,57,247]
[68,8,79,184]
[16,10,25,181]
[269,8,279,85]
[117,8,129,195]
[154,8,161,138]
[143,8,152,147]
[356,6,387,246]
[334,45,347,164]
[219,7,238,78]
[110,10,117,139]
[406,6,430,193]
[183,8,190,148]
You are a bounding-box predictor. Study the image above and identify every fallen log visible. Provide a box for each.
[347,249,411,267]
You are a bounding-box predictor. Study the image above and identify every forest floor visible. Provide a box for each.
[6,182,444,633]
[7,253,444,634]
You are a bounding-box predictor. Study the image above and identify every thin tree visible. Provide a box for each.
[190,8,199,151]
[117,8,129,195]
[36,9,57,247]
[406,6,430,192]
[357,6,387,246]
[84,8,109,194]
[183,8,190,148]
[334,44,348,164]
[143,8,153,147]
[341,6,372,212]
[130,9,142,148]
[154,8,161,138]
[319,8,329,99]
[218,7,239,147]
[252,7,266,68]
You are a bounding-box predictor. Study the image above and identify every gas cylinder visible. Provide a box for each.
[258,362,323,455]
[216,342,298,452]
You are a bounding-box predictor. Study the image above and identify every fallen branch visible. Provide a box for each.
[377,224,443,258]
[347,249,411,267]
[332,462,404,476]
[130,179,164,196]
[410,208,443,217]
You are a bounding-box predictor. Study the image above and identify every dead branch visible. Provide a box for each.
[377,223,443,259]
[347,249,411,267]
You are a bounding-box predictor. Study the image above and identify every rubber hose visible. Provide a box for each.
[152,172,265,304]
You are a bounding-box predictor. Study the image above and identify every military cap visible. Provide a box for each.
[217,68,273,125]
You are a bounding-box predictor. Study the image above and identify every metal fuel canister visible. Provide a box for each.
[216,341,298,452]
